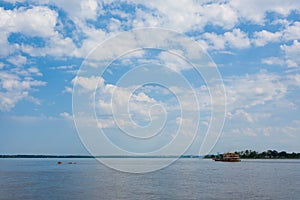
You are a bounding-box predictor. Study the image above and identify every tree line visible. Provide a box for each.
[204,150,300,159]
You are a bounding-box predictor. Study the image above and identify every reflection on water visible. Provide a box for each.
[0,158,299,200]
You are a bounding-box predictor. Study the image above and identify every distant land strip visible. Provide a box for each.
[204,150,300,159]
[0,155,202,159]
[2,150,300,159]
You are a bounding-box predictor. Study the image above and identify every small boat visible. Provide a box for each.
[213,152,241,162]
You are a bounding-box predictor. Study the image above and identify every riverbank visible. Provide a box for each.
[205,150,300,159]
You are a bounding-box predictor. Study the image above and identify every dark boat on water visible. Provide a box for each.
[213,152,241,162]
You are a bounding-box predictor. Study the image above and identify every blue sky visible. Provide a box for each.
[0,0,300,155]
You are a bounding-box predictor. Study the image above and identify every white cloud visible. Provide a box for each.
[0,6,63,58]
[0,6,58,37]
[1,78,45,91]
[112,0,300,41]
[109,0,239,32]
[27,67,42,76]
[225,120,300,142]
[252,30,282,46]
[281,40,300,67]
[227,109,254,123]
[133,92,156,103]
[72,76,104,92]
[202,32,226,50]
[0,66,46,111]
[51,65,74,70]
[1,1,299,60]
[158,51,194,72]
[0,90,28,111]
[80,0,99,20]
[97,86,164,129]
[0,4,102,59]
[21,35,78,57]
[132,0,204,31]
[49,0,102,21]
[271,19,291,27]
[201,3,238,30]
[50,65,78,74]
[60,112,73,120]
[251,22,300,47]
[203,29,250,50]
[7,55,27,66]
[63,86,73,93]
[132,8,164,28]
[224,29,250,49]
[229,0,300,24]
[287,74,300,87]
[225,71,287,110]
[97,118,115,129]
[108,18,122,32]
[2,0,300,154]
[261,57,285,66]
[72,75,178,130]
[283,21,300,41]
[0,33,12,57]
[175,116,199,137]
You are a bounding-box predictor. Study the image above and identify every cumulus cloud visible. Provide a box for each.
[80,0,99,20]
[0,6,58,37]
[203,29,250,50]
[49,0,100,21]
[72,76,104,92]
[72,74,195,130]
[7,55,27,67]
[224,29,251,49]
[137,1,239,31]
[252,21,300,48]
[0,53,46,111]
[0,71,46,111]
[252,30,282,46]
[71,67,295,135]
[229,0,300,24]
[282,21,300,41]
[202,32,226,50]
[281,40,300,67]
[225,71,287,110]
[1,0,299,59]
[1,1,300,151]
[0,4,101,58]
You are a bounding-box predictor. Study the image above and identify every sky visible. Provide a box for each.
[0,0,300,155]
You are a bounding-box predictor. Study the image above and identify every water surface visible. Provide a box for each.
[0,159,299,200]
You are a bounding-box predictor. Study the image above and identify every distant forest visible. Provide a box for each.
[205,150,300,159]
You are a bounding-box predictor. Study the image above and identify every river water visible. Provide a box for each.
[0,158,299,200]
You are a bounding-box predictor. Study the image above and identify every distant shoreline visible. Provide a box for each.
[0,155,202,159]
[204,150,300,159]
[2,150,300,159]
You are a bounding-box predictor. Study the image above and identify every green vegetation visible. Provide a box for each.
[204,150,300,159]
